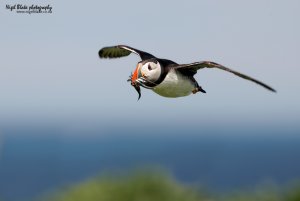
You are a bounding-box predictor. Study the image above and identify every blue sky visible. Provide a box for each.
[1,0,300,133]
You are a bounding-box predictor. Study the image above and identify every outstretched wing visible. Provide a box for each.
[98,45,155,60]
[174,61,276,92]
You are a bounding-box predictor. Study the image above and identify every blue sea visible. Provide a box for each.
[1,126,300,201]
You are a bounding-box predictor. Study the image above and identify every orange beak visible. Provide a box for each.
[131,64,140,84]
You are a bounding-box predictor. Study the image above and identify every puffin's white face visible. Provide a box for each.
[140,61,162,82]
[130,60,162,99]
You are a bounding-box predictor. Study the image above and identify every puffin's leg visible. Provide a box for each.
[191,77,206,94]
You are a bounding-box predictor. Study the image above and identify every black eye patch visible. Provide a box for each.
[148,64,152,70]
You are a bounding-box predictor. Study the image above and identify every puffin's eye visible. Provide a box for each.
[148,64,152,71]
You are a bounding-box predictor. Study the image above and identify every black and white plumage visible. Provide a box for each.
[98,45,276,99]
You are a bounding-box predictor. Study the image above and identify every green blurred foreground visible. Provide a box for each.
[40,171,300,201]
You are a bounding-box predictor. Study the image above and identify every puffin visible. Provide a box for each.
[98,45,276,100]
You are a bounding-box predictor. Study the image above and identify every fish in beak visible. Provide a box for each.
[127,64,142,100]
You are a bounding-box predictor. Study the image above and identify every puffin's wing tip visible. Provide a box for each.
[98,46,131,59]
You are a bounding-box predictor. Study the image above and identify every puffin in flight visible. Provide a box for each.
[98,45,276,100]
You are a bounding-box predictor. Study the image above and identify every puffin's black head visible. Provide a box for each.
[128,59,162,100]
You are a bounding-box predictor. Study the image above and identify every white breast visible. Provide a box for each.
[152,69,195,98]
